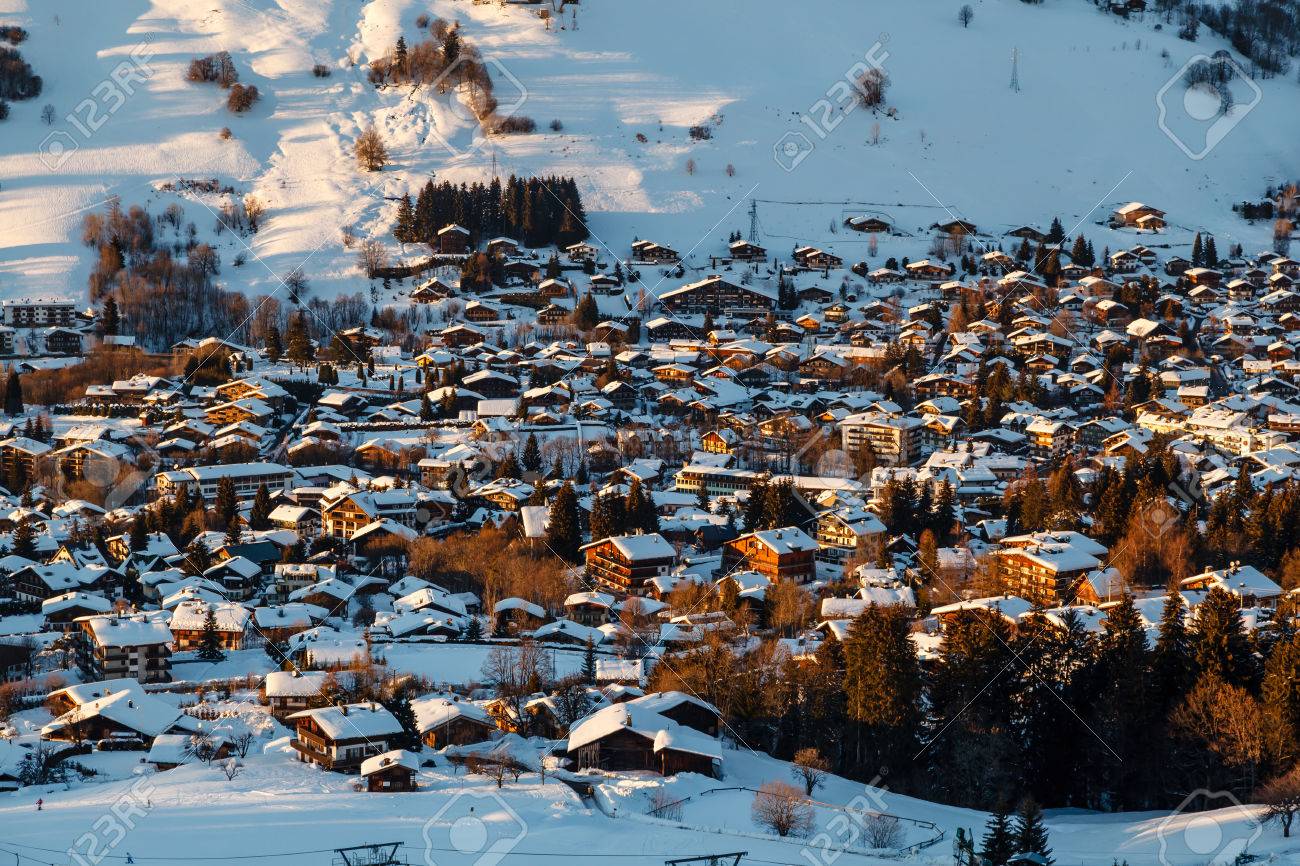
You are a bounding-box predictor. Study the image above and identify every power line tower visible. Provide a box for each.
[1010,47,1021,92]
[332,844,406,866]
[665,855,747,866]
[748,199,759,243]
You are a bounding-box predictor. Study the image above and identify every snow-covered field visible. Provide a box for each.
[2,735,1294,866]
[0,0,1297,302]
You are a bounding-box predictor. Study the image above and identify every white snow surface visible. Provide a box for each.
[0,0,1296,303]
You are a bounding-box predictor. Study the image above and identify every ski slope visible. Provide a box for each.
[0,0,1296,304]
[0,737,1294,866]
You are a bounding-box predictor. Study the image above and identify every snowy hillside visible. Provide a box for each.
[0,0,1296,301]
[1,730,1293,866]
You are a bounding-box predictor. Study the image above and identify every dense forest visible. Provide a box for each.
[394,174,590,250]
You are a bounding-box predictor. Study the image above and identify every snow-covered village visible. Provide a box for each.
[1,0,1300,864]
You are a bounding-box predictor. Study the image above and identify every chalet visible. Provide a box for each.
[154,462,293,503]
[721,527,818,584]
[727,240,767,261]
[360,750,420,792]
[565,697,721,777]
[935,220,978,236]
[262,670,328,719]
[485,237,521,257]
[42,688,191,744]
[290,703,404,773]
[993,531,1107,606]
[1111,202,1166,229]
[566,242,599,262]
[436,224,471,254]
[412,695,497,748]
[168,600,251,650]
[45,327,84,355]
[658,276,776,315]
[410,279,456,303]
[492,597,549,635]
[845,216,892,234]
[631,239,679,263]
[792,246,843,270]
[581,533,676,595]
[78,615,172,684]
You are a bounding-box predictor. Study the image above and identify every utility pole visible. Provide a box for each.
[1010,47,1021,92]
[748,199,759,243]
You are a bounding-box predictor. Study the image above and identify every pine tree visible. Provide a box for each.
[286,314,314,365]
[224,517,243,548]
[1191,232,1203,267]
[980,807,1017,866]
[11,517,37,559]
[1046,216,1065,244]
[573,293,599,331]
[545,482,581,562]
[625,478,659,534]
[101,295,120,337]
[1204,235,1218,268]
[264,324,283,363]
[582,636,597,683]
[3,367,23,417]
[1193,586,1256,688]
[463,616,483,641]
[522,433,542,475]
[215,477,239,527]
[1262,631,1300,753]
[383,689,420,751]
[196,605,225,661]
[394,194,415,243]
[183,537,212,576]
[841,605,922,775]
[1013,798,1054,865]
[248,484,272,531]
[129,517,149,552]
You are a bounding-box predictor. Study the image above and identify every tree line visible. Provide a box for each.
[394,174,589,250]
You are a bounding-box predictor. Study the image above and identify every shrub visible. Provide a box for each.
[219,126,232,140]
[0,26,28,44]
[312,64,331,78]
[187,51,238,87]
[0,46,41,100]
[549,118,563,132]
[416,13,431,28]
[688,124,712,141]
[226,83,259,113]
[493,115,536,135]
[752,781,812,837]
[0,99,8,121]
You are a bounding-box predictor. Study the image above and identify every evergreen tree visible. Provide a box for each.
[248,484,273,531]
[624,478,659,534]
[1262,631,1300,755]
[129,517,149,552]
[1191,232,1203,267]
[393,194,416,243]
[1013,799,1054,865]
[224,517,242,548]
[3,367,23,417]
[101,295,120,337]
[285,314,314,365]
[419,392,434,422]
[545,482,582,562]
[522,433,542,475]
[980,806,1017,866]
[841,605,923,777]
[1046,217,1065,245]
[582,636,597,684]
[1193,586,1256,688]
[463,616,483,642]
[383,689,420,751]
[11,517,37,559]
[196,605,226,661]
[215,477,239,527]
[573,293,599,330]
[183,537,212,576]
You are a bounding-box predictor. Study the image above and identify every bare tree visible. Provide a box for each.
[355,124,389,172]
[751,781,813,837]
[242,195,264,232]
[958,5,974,28]
[358,239,388,277]
[864,814,904,849]
[282,267,310,305]
[40,103,55,125]
[183,730,219,765]
[1259,766,1300,837]
[228,730,255,759]
[856,67,890,109]
[219,757,243,781]
[790,747,830,796]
